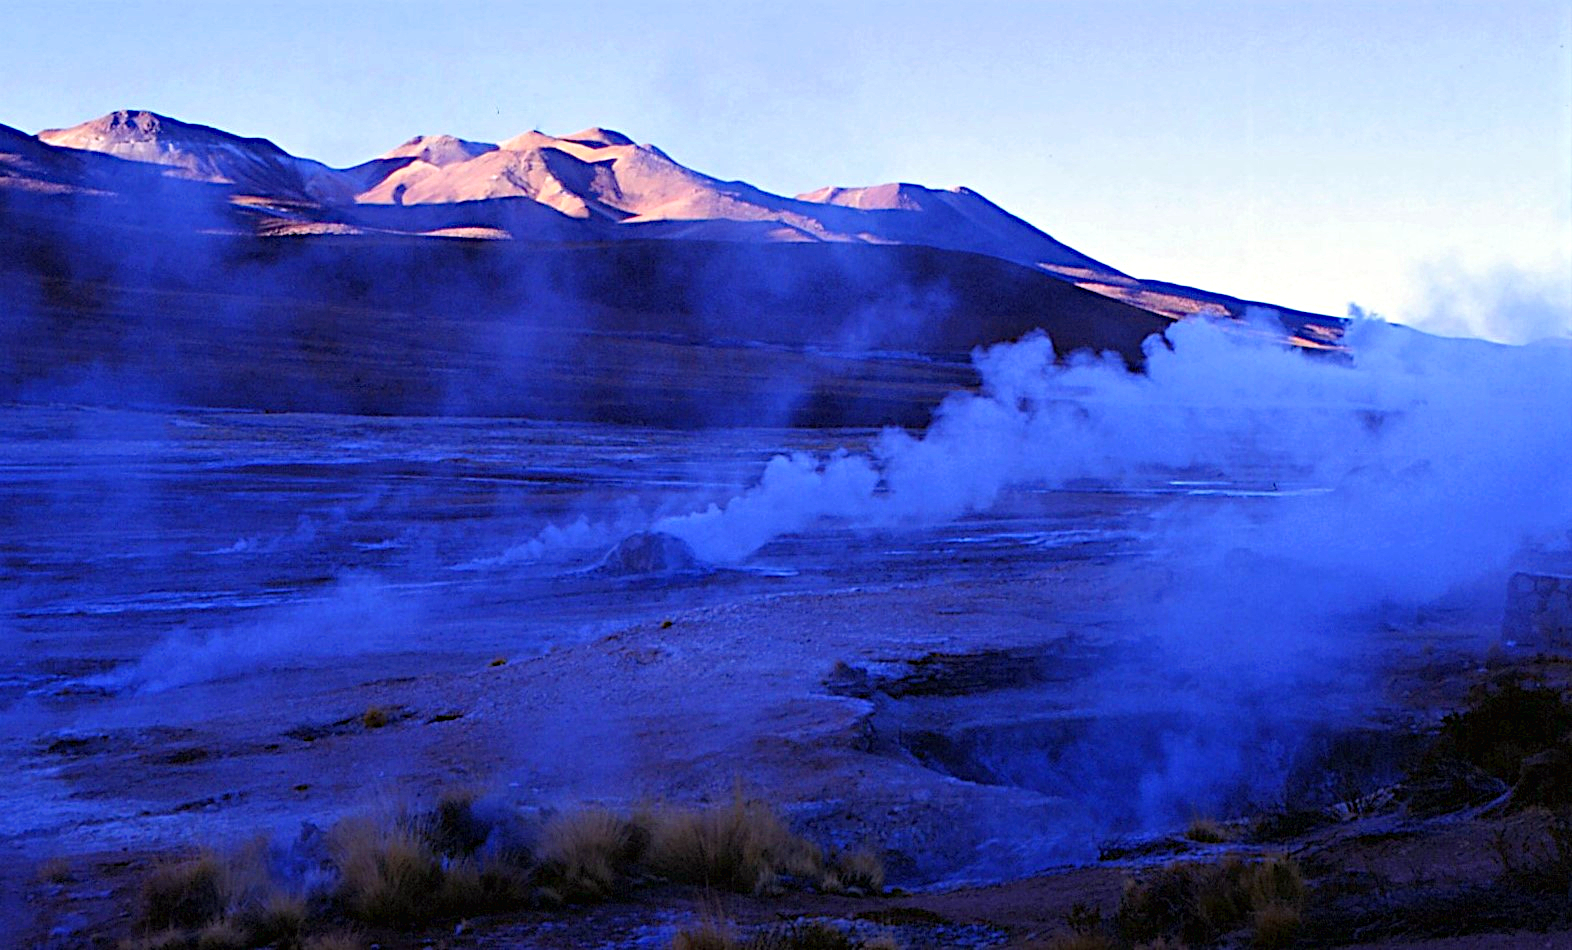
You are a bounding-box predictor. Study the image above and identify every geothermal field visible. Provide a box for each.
[3,107,1571,948]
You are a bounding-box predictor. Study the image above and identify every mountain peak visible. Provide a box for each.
[381,134,497,167]
[39,110,285,155]
[560,127,635,148]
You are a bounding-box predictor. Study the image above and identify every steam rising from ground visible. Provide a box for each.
[92,574,421,694]
[651,315,1572,847]
[659,316,1572,585]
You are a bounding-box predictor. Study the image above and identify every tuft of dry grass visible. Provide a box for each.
[536,806,648,902]
[138,853,228,932]
[821,848,884,895]
[360,706,390,729]
[1117,855,1305,946]
[234,889,306,945]
[745,920,860,949]
[329,816,444,926]
[649,797,818,895]
[1244,854,1304,909]
[1043,933,1117,950]
[675,918,880,950]
[302,932,366,950]
[1184,817,1229,844]
[1251,899,1303,948]
[421,787,493,857]
[194,918,247,950]
[35,856,72,884]
[672,920,737,950]
[125,929,195,950]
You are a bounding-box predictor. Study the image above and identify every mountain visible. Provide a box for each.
[36,110,363,203]
[0,109,1347,424]
[352,126,1118,275]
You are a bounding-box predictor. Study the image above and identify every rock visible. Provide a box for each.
[1512,740,1572,808]
[595,532,706,576]
[1502,572,1572,650]
[1396,758,1509,817]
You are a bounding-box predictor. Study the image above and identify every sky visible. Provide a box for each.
[4,0,1569,341]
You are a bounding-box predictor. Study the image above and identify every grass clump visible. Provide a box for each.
[1043,934,1117,950]
[301,933,365,950]
[138,853,228,932]
[329,816,447,926]
[1183,817,1230,844]
[649,796,819,895]
[1251,898,1303,948]
[820,847,885,895]
[672,919,891,950]
[36,856,73,883]
[360,706,390,729]
[127,790,881,943]
[193,918,247,950]
[535,806,649,902]
[1117,855,1304,946]
[233,890,306,945]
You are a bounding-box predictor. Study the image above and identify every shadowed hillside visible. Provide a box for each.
[0,187,1169,426]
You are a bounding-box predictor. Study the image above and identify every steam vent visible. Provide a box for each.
[1504,572,1572,649]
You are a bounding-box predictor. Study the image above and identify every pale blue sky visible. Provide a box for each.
[5,1,1569,339]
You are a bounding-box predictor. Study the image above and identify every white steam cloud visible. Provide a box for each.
[658,316,1572,592]
[92,573,422,694]
[652,313,1572,846]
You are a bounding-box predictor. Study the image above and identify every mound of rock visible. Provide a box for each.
[595,532,707,576]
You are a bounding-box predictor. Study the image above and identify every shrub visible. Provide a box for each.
[649,797,818,895]
[361,706,390,729]
[139,853,227,931]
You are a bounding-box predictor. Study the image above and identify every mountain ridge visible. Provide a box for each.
[3,108,1351,401]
